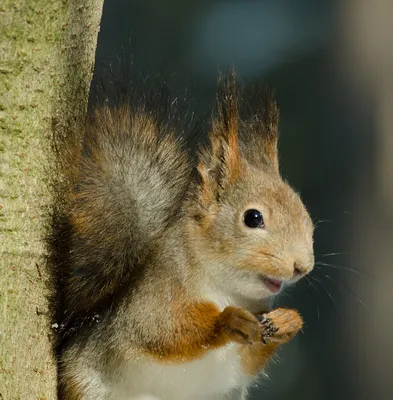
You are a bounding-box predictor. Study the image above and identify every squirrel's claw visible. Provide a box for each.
[257,308,303,345]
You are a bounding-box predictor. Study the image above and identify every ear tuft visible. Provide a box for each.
[214,70,241,182]
[195,71,281,208]
[197,70,242,206]
[242,82,279,171]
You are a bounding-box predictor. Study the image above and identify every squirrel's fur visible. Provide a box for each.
[47,71,314,400]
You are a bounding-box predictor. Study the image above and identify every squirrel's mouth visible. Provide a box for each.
[260,275,283,294]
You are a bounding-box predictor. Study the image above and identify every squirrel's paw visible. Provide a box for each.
[218,307,261,344]
[257,308,303,345]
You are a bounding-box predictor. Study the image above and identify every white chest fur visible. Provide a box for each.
[114,343,252,400]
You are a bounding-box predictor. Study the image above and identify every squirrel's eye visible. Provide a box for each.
[243,209,264,228]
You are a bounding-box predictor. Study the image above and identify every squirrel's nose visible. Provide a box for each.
[290,250,314,278]
[293,263,302,276]
[292,261,312,277]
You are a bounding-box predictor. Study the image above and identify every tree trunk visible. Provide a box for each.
[0,1,103,398]
[339,1,393,399]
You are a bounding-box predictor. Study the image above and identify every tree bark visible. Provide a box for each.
[0,1,103,398]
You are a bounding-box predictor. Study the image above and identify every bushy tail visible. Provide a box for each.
[47,102,192,342]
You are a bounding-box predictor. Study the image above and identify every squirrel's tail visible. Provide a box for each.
[47,100,192,340]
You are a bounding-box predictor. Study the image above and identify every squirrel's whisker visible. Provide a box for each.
[318,252,351,258]
[315,262,378,280]
[309,275,336,308]
[315,270,368,310]
[305,276,322,319]
[313,219,334,228]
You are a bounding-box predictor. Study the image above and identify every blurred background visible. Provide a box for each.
[91,1,393,399]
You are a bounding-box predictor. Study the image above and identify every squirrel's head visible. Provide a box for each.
[188,71,314,301]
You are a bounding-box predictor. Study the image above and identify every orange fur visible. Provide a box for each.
[144,304,303,378]
[144,303,264,364]
[59,375,83,400]
[239,342,279,376]
[227,130,241,182]
[196,161,215,207]
[144,301,225,363]
[240,308,303,376]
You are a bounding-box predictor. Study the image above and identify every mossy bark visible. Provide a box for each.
[0,1,103,398]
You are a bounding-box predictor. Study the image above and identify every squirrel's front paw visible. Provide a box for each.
[217,306,261,344]
[257,308,303,345]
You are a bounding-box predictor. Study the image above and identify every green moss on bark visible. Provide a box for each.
[0,1,103,398]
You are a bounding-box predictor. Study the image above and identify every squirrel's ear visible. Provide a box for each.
[197,71,242,205]
[243,82,279,172]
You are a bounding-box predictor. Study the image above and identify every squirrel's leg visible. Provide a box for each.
[144,302,265,363]
[143,303,302,368]
[239,308,303,376]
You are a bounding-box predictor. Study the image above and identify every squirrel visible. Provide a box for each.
[47,70,314,400]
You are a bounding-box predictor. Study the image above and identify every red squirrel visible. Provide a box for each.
[48,71,314,399]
